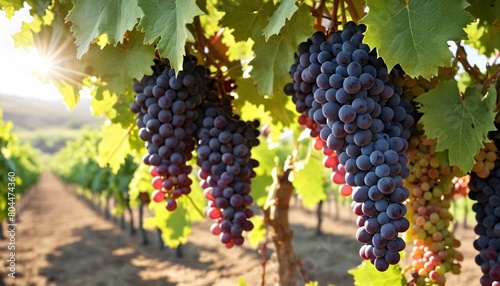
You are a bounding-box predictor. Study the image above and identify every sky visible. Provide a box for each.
[0,7,65,101]
[0,6,493,103]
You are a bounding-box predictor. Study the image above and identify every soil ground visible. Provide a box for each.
[0,172,482,286]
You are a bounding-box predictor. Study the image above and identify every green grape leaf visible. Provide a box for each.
[25,0,51,17]
[218,0,275,42]
[467,0,500,25]
[465,21,500,57]
[137,0,203,72]
[54,80,80,110]
[416,80,497,172]
[0,0,24,19]
[82,31,155,94]
[67,0,143,58]
[292,154,326,207]
[262,0,298,40]
[98,123,133,173]
[250,3,314,95]
[144,197,191,248]
[90,87,118,117]
[248,216,266,248]
[348,261,406,286]
[361,0,474,78]
[266,95,296,126]
[249,139,274,206]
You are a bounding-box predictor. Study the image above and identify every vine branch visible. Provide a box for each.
[455,44,484,85]
[329,0,341,34]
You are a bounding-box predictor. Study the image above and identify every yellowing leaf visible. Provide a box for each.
[67,0,143,58]
[248,216,266,248]
[54,80,80,110]
[348,261,406,286]
[361,0,474,78]
[137,0,203,72]
[416,80,497,172]
[98,122,133,173]
[465,21,500,57]
[0,0,24,19]
[90,87,118,117]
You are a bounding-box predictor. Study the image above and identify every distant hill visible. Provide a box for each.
[0,95,104,154]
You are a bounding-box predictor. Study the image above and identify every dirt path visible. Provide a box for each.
[0,172,483,286]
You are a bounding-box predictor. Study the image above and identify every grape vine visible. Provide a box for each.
[2,0,500,285]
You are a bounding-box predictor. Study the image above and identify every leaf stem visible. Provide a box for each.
[103,123,134,167]
[185,194,205,218]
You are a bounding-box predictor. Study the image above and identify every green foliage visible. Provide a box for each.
[416,80,497,172]
[0,108,42,221]
[262,0,298,40]
[248,216,266,248]
[82,31,155,94]
[97,122,134,173]
[465,21,500,57]
[361,0,473,78]
[136,0,203,72]
[4,1,500,284]
[144,194,204,248]
[67,0,143,58]
[250,3,315,95]
[348,261,407,286]
[292,153,326,207]
[218,0,274,42]
[0,0,23,19]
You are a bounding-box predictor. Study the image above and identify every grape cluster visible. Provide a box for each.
[196,94,260,248]
[468,165,500,286]
[130,57,209,211]
[285,22,414,271]
[405,134,463,285]
[314,137,350,196]
[472,141,498,179]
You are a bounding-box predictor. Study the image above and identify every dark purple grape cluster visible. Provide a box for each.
[468,165,500,286]
[130,57,210,211]
[284,31,327,137]
[285,22,415,271]
[196,93,260,248]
